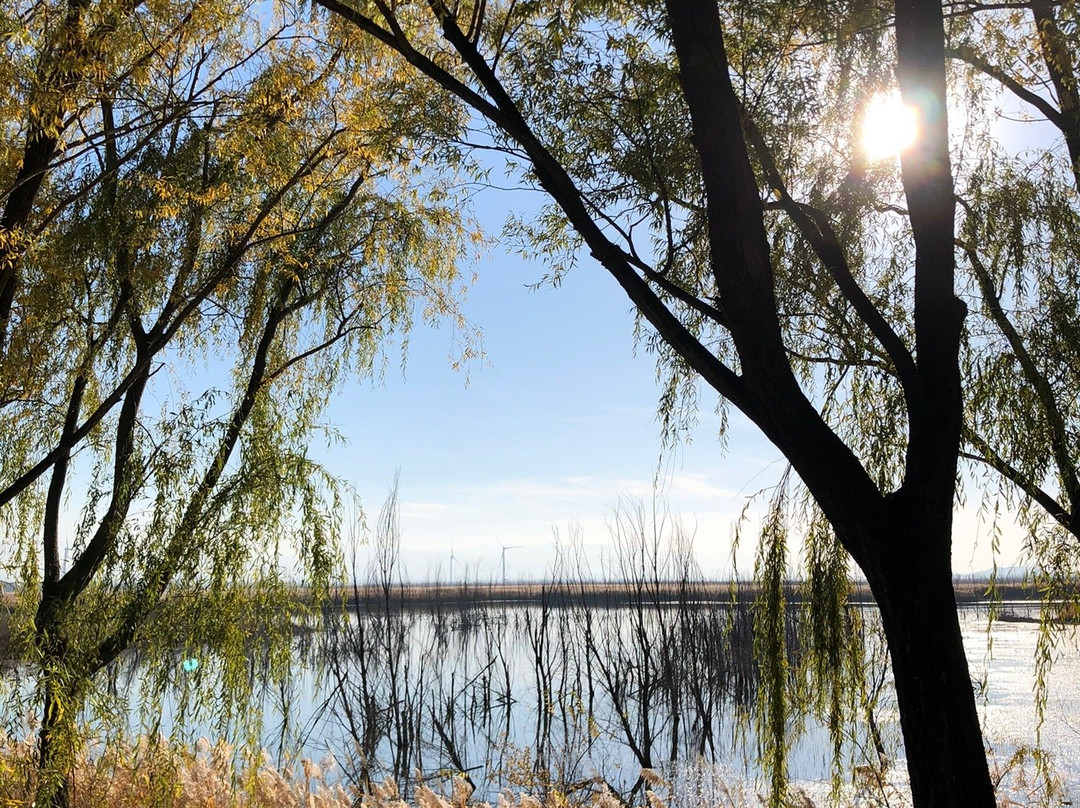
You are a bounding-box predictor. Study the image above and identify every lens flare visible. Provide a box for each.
[861,93,919,160]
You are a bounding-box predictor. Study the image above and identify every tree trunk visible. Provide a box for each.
[36,676,72,808]
[863,514,995,807]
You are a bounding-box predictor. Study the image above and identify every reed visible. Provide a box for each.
[0,713,1063,807]
[0,733,801,808]
[316,497,872,804]
[0,733,354,808]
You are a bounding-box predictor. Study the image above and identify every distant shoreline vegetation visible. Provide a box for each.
[317,573,1050,610]
[0,573,1064,664]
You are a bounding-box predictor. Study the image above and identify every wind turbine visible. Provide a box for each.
[448,540,458,583]
[498,540,523,586]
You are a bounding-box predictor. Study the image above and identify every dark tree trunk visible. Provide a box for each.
[36,675,72,808]
[862,513,996,807]
[312,0,1002,804]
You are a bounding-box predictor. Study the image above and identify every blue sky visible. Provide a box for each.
[314,189,1028,584]
[317,207,786,581]
[314,69,1062,585]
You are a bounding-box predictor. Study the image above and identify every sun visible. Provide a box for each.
[861,92,920,160]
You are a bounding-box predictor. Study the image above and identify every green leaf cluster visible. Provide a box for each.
[0,0,477,799]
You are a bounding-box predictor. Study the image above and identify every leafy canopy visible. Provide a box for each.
[310,0,1080,800]
[0,0,477,794]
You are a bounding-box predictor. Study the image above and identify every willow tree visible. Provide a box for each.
[313,0,1001,804]
[0,1,471,804]
[942,1,1080,598]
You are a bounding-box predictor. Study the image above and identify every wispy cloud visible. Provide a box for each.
[401,502,450,517]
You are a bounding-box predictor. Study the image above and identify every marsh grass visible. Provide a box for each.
[0,733,1066,808]
[315,493,1071,808]
[0,734,768,808]
[0,734,859,808]
[0,732,356,808]
[317,495,863,803]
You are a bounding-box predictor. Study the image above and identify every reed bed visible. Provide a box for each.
[0,731,1065,808]
[0,734,784,808]
[0,733,353,807]
[312,497,878,805]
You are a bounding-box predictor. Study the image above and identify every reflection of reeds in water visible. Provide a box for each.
[317,497,831,804]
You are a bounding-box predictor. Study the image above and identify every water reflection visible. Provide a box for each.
[8,590,1076,802]
[275,594,1077,802]
[307,584,887,800]
[960,610,1080,788]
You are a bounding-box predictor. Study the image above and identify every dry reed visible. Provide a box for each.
[0,734,1067,808]
[0,735,703,808]
[0,734,355,808]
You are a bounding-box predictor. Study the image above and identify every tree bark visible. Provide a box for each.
[860,510,996,807]
[35,655,73,808]
[1030,0,1080,191]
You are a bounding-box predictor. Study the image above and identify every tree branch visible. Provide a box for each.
[961,431,1075,538]
[664,0,884,560]
[895,0,965,498]
[95,275,297,670]
[946,44,1066,130]
[0,0,147,356]
[958,231,1080,527]
[405,0,751,406]
[741,111,920,399]
[1030,0,1080,189]
[0,137,336,510]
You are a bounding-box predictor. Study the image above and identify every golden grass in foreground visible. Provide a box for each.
[0,736,782,808]
[0,734,356,808]
[0,734,1067,808]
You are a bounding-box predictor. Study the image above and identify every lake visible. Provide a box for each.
[17,587,1076,805]
[186,590,1079,805]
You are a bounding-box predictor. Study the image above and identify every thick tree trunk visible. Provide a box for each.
[862,515,995,807]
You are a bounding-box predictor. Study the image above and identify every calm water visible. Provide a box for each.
[40,600,1080,802]
[263,603,1080,799]
[795,606,1080,802]
[961,608,1080,789]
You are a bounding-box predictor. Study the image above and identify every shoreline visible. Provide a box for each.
[0,577,1064,663]
[325,576,1048,611]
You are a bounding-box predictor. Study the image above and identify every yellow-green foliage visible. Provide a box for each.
[0,0,480,799]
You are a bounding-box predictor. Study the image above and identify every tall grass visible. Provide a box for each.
[0,731,1067,808]
[0,732,812,808]
[0,733,353,807]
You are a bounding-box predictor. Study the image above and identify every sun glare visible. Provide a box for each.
[861,93,919,160]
